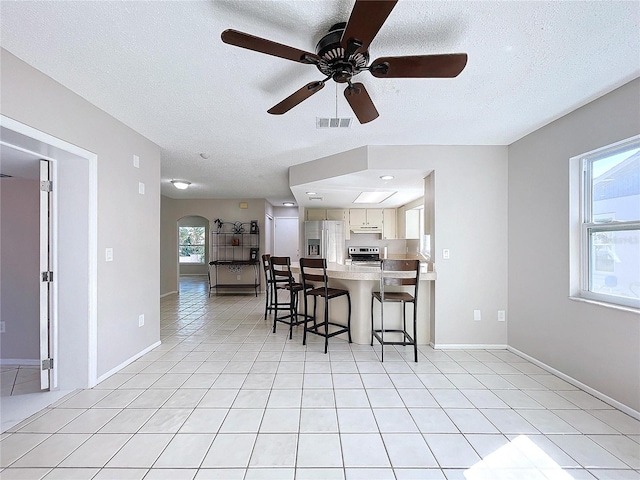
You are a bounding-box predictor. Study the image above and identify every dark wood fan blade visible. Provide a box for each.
[341,0,398,53]
[268,81,325,115]
[370,54,468,78]
[221,29,319,64]
[344,82,379,124]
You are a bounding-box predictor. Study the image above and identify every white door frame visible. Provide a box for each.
[1,115,99,388]
[39,159,52,389]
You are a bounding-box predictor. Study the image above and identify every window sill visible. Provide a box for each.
[569,296,640,314]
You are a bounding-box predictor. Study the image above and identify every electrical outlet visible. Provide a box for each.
[473,310,481,321]
[0,321,5,333]
[498,310,506,322]
[443,249,450,260]
[133,154,140,168]
[138,314,144,327]
[105,248,113,262]
[236,274,241,280]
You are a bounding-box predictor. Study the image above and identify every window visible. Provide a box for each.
[179,226,206,264]
[579,136,640,309]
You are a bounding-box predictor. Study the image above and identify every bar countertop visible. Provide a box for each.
[290,261,437,281]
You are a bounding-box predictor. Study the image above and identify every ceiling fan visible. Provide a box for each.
[221,0,467,124]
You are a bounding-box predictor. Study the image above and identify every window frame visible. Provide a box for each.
[577,135,640,310]
[178,225,207,265]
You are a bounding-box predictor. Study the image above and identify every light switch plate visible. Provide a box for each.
[138,314,144,327]
[498,310,506,322]
[473,310,481,321]
[133,154,140,168]
[442,249,450,260]
[138,182,145,194]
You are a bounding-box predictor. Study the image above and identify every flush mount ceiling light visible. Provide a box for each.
[171,180,191,190]
[353,191,396,204]
[283,202,295,206]
[306,191,317,195]
[379,175,394,180]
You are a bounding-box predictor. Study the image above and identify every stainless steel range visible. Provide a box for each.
[348,246,381,265]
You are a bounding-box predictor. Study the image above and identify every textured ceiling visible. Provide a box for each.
[1,0,638,206]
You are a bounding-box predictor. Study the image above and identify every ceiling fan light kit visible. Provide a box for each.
[221,0,467,124]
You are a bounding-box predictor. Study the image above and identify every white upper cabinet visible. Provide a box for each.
[326,209,347,221]
[305,209,327,221]
[382,208,397,239]
[348,208,383,231]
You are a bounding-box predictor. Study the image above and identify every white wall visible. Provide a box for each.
[508,78,640,412]
[368,146,509,347]
[0,177,40,361]
[1,49,162,383]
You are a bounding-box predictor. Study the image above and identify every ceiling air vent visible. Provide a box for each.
[308,196,324,201]
[316,117,353,129]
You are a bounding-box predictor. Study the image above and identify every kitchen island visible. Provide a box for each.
[290,262,436,346]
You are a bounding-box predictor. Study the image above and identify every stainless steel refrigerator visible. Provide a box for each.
[304,221,346,264]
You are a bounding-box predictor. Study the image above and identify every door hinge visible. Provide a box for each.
[40,180,53,192]
[42,358,54,370]
[41,271,53,282]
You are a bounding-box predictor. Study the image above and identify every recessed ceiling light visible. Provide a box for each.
[379,175,394,180]
[353,191,396,204]
[306,191,317,195]
[283,202,295,207]
[171,180,191,190]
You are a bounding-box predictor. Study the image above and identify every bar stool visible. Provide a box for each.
[299,257,352,354]
[269,256,308,339]
[261,254,276,319]
[371,259,420,362]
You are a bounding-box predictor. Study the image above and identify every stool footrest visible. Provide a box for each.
[372,329,415,346]
[305,322,349,339]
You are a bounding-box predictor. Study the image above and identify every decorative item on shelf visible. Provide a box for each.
[233,221,245,234]
[250,220,259,234]
[214,218,223,233]
[231,238,240,246]
[250,247,259,261]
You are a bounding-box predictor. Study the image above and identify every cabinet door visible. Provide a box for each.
[366,209,384,228]
[349,209,367,227]
[382,208,397,239]
[326,209,346,221]
[306,209,327,221]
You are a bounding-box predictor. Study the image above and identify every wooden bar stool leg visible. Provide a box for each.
[370,296,375,347]
[347,294,352,343]
[302,294,309,346]
[413,304,418,362]
[380,300,384,362]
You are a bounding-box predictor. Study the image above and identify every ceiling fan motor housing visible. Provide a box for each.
[315,22,369,83]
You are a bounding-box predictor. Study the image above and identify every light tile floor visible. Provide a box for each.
[1,276,639,479]
[1,365,41,397]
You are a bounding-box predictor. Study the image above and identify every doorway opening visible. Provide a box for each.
[0,116,98,431]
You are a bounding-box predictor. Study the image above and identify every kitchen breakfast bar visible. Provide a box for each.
[290,262,437,346]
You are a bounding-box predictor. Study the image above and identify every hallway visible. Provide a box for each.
[1,277,638,479]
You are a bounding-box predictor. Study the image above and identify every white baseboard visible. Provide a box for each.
[160,291,177,298]
[0,359,40,366]
[429,343,508,350]
[96,341,161,384]
[507,346,640,421]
